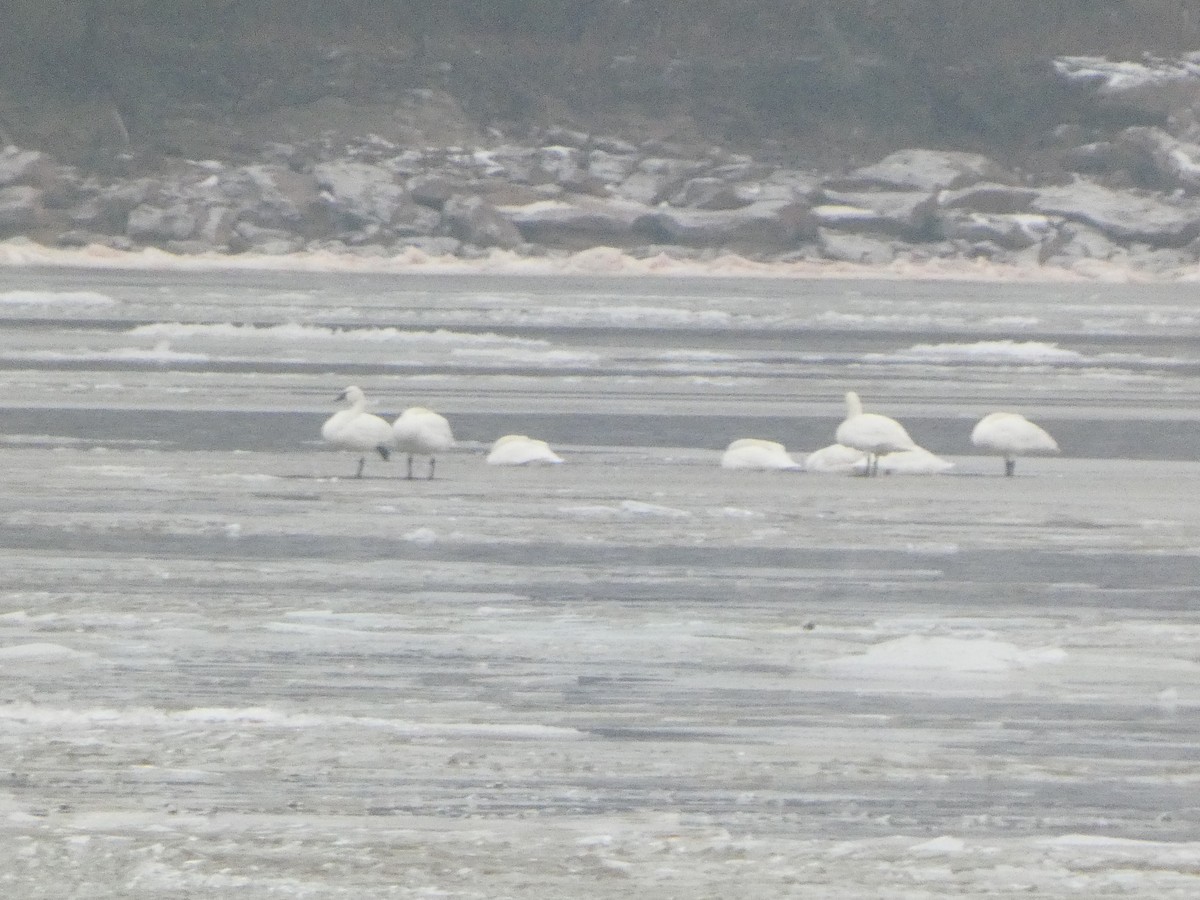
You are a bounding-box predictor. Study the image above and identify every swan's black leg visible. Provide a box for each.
[1004,458,1016,477]
[428,457,436,480]
[355,456,366,478]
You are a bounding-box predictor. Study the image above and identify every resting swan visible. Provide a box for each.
[805,443,952,475]
[392,406,455,479]
[876,445,955,475]
[487,434,564,465]
[804,443,867,474]
[720,438,801,470]
[834,391,917,476]
[971,411,1059,476]
[321,386,394,478]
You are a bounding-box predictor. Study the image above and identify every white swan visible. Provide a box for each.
[834,391,917,476]
[321,385,394,478]
[804,443,867,474]
[971,411,1059,476]
[803,442,950,475]
[720,438,801,471]
[392,406,455,479]
[876,445,955,475]
[487,434,564,466]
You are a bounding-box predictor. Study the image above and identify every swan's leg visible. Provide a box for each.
[1004,457,1016,477]
[428,456,436,480]
[376,445,390,462]
[406,454,415,480]
[355,456,366,478]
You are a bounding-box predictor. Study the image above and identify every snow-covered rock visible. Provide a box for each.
[816,189,938,239]
[502,197,650,246]
[1032,178,1200,246]
[0,186,43,233]
[828,149,1011,193]
[442,194,524,249]
[635,200,815,248]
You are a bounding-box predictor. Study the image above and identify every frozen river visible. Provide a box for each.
[1,265,1199,897]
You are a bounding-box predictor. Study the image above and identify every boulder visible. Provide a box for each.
[938,183,1039,214]
[1126,246,1198,274]
[817,230,897,264]
[225,165,324,233]
[74,179,156,232]
[473,146,542,185]
[591,135,639,155]
[1116,126,1200,191]
[195,205,239,245]
[938,211,1055,250]
[533,146,588,188]
[313,161,415,230]
[828,149,1011,192]
[1038,221,1127,264]
[407,173,467,208]
[442,195,524,249]
[1058,140,1136,176]
[1052,53,1200,124]
[501,196,650,247]
[0,186,43,233]
[742,169,824,204]
[542,126,590,149]
[229,220,305,254]
[814,190,938,239]
[395,236,463,256]
[586,149,639,184]
[611,157,707,204]
[126,202,202,243]
[634,200,815,248]
[39,166,88,210]
[0,147,54,188]
[1031,178,1200,245]
[669,177,753,210]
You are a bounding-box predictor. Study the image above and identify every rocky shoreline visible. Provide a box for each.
[8,55,1200,278]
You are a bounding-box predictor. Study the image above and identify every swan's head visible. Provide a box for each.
[338,385,366,404]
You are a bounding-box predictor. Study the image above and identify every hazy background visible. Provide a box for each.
[3,1,1197,170]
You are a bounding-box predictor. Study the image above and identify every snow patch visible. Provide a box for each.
[878,340,1085,365]
[129,322,549,347]
[0,289,116,306]
[825,635,1067,674]
[0,643,97,664]
[1054,53,1200,94]
[619,499,690,517]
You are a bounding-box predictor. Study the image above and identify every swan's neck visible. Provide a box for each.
[845,391,863,417]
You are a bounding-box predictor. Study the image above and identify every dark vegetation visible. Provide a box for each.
[3,1,1200,169]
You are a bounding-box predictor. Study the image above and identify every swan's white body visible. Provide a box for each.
[971,411,1059,476]
[720,438,801,470]
[804,442,951,475]
[804,443,868,474]
[834,391,917,475]
[321,385,394,478]
[392,406,455,479]
[876,446,955,475]
[487,434,563,466]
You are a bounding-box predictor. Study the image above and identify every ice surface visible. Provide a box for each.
[0,262,1198,896]
[0,288,117,306]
